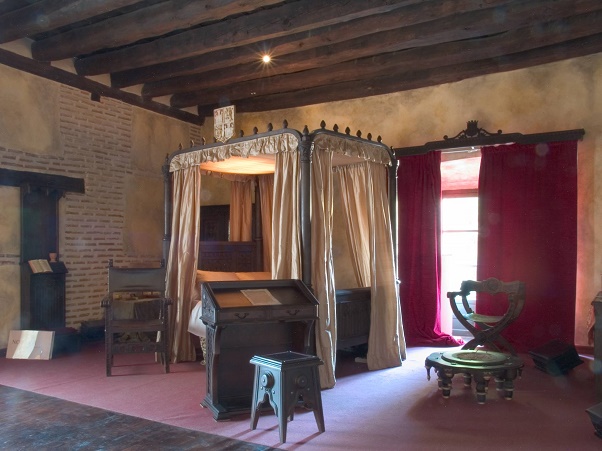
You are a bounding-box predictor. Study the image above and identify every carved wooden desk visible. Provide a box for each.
[425,350,523,404]
[200,279,318,420]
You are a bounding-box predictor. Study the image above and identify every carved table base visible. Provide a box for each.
[425,350,523,404]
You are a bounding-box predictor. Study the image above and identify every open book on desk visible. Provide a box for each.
[241,289,281,306]
[28,259,53,273]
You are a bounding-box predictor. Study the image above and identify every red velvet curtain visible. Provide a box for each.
[397,152,463,346]
[477,141,578,352]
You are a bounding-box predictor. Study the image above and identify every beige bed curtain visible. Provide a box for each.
[335,165,371,287]
[230,179,253,241]
[311,147,337,389]
[313,134,404,383]
[167,132,300,361]
[258,175,274,272]
[272,150,302,279]
[336,162,405,369]
[166,165,202,363]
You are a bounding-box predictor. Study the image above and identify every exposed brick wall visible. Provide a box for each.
[0,85,200,329]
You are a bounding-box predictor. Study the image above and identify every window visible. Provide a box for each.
[440,195,478,338]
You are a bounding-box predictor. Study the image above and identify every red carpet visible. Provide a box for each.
[1,341,600,450]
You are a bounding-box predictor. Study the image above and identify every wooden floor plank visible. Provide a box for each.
[0,385,273,450]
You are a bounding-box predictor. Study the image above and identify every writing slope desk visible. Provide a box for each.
[200,279,319,420]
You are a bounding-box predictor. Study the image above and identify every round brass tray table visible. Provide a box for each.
[425,350,523,404]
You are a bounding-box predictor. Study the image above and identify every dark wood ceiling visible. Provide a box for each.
[1,0,601,125]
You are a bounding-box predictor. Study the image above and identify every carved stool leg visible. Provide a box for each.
[463,373,472,388]
[474,375,490,404]
[250,365,265,431]
[279,408,288,443]
[438,369,454,399]
[305,366,325,433]
[495,376,504,392]
[502,367,521,400]
[503,378,515,400]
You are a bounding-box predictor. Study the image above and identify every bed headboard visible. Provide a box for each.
[198,241,261,272]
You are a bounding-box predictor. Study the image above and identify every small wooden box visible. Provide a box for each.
[586,402,602,438]
[528,339,583,376]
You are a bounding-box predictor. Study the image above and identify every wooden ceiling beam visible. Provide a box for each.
[72,0,418,76]
[171,9,602,108]
[113,0,515,89]
[151,0,593,100]
[2,0,600,121]
[0,0,47,16]
[0,48,202,125]
[194,33,602,117]
[0,0,142,44]
[29,0,286,61]
[140,0,518,96]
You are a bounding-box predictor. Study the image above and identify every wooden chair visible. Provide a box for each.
[447,278,525,355]
[101,259,171,376]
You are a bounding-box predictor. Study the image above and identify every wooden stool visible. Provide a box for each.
[250,351,325,443]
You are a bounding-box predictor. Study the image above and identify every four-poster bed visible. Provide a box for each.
[162,121,405,415]
[192,206,373,351]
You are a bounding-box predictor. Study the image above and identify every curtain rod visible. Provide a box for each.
[393,121,585,157]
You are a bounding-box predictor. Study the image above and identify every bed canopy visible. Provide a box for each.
[163,121,406,388]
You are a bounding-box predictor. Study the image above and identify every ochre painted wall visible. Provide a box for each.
[235,53,602,349]
[0,52,600,349]
[0,64,201,349]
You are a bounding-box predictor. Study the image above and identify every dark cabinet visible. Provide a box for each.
[200,203,258,241]
[20,262,68,330]
[19,186,67,331]
[200,205,230,241]
[1,169,83,347]
[199,279,319,420]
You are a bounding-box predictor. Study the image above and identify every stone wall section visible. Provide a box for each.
[0,85,199,329]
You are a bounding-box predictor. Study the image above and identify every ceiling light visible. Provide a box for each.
[261,54,271,63]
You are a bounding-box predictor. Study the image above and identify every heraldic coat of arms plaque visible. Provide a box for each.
[214,105,235,143]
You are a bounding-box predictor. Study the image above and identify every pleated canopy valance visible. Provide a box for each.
[168,129,393,175]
